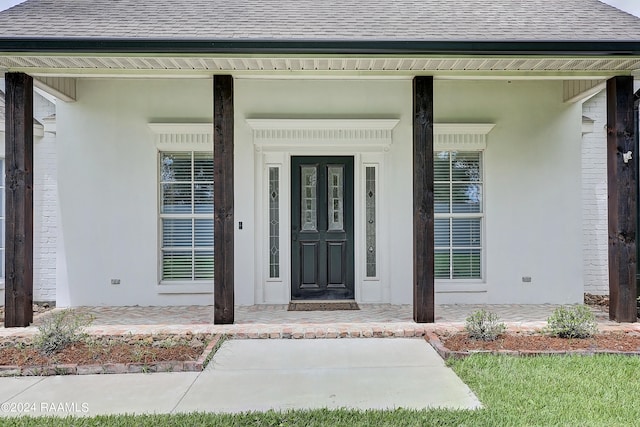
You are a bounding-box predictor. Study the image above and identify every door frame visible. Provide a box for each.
[248,118,398,304]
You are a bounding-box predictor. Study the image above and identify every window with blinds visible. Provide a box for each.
[160,151,214,281]
[434,151,483,280]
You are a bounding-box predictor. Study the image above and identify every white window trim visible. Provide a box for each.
[434,123,494,291]
[150,123,213,294]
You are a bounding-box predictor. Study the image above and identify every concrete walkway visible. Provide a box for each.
[0,338,481,417]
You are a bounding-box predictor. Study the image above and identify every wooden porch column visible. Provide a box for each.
[4,72,34,327]
[413,76,435,323]
[213,75,234,324]
[607,76,637,323]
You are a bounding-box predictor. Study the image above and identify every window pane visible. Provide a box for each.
[162,251,193,280]
[162,183,192,214]
[162,218,193,247]
[435,249,450,279]
[451,152,481,182]
[193,152,214,182]
[451,183,482,213]
[194,219,213,247]
[194,183,213,213]
[434,183,450,213]
[452,218,481,247]
[434,151,450,181]
[161,152,192,182]
[435,218,451,247]
[452,249,481,279]
[194,251,214,280]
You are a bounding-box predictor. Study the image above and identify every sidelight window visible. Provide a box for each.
[268,166,280,278]
[434,151,483,279]
[365,166,377,278]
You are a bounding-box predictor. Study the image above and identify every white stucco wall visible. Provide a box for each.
[56,79,215,306]
[581,90,609,295]
[436,80,583,304]
[56,77,584,306]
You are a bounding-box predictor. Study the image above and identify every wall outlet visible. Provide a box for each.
[110,279,121,285]
[522,276,532,283]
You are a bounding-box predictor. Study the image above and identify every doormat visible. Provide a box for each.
[288,301,360,311]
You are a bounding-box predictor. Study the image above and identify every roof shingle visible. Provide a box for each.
[0,0,639,41]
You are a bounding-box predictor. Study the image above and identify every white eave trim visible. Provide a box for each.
[247,118,400,151]
[146,120,494,152]
[434,123,495,151]
[148,122,213,151]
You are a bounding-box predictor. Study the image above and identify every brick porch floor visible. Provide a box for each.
[1,303,633,339]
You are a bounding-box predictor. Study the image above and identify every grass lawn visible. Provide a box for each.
[3,354,640,426]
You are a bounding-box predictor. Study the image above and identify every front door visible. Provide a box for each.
[291,156,354,300]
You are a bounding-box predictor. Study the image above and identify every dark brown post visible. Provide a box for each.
[213,75,234,324]
[607,76,637,323]
[4,72,34,327]
[413,76,435,323]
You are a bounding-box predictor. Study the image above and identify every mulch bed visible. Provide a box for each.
[0,342,202,367]
[428,331,640,359]
[0,333,223,376]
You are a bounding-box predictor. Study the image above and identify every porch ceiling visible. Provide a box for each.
[1,55,639,77]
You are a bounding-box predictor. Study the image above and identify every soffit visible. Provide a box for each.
[1,55,640,77]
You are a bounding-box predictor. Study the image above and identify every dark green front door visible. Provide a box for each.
[291,156,354,300]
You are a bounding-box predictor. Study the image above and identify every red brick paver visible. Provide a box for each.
[1,303,636,339]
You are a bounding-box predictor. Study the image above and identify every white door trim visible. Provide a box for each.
[248,118,398,304]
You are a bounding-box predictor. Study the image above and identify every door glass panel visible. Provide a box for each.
[301,166,317,231]
[328,166,344,231]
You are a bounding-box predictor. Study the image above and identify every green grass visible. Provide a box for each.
[3,354,640,426]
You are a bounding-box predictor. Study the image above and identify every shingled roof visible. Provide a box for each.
[0,0,639,41]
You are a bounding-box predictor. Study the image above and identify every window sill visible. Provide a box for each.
[157,282,213,294]
[435,281,487,293]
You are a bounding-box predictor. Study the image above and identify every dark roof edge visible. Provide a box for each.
[1,39,640,55]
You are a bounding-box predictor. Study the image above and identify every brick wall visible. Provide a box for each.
[33,127,57,303]
[581,90,609,295]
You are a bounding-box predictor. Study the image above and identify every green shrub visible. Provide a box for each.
[545,305,598,339]
[33,309,94,355]
[465,309,506,341]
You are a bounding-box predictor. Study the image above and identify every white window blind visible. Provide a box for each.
[434,151,483,279]
[160,151,213,281]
